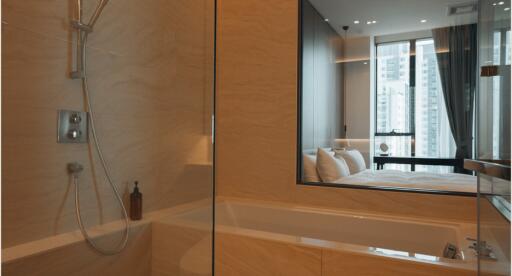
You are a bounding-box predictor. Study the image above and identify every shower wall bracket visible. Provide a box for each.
[57,110,88,143]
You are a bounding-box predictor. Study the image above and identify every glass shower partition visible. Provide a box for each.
[471,0,511,275]
[465,160,510,275]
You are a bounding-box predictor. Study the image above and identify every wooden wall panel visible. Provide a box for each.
[215,232,322,276]
[2,225,152,276]
[152,221,212,276]
[216,0,299,202]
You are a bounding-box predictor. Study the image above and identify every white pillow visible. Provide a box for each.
[316,148,350,182]
[303,154,321,182]
[334,149,366,174]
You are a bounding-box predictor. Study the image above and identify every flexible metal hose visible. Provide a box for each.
[73,32,130,255]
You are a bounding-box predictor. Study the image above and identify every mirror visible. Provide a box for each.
[298,0,510,195]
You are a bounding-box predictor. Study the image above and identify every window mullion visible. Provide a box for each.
[410,39,416,156]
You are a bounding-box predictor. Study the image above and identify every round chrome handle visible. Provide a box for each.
[68,129,81,139]
[70,114,82,124]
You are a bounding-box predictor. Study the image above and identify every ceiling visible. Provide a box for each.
[309,0,480,38]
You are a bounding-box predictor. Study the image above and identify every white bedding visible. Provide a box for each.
[335,169,477,193]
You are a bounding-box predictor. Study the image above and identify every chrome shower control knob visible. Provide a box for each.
[57,110,87,143]
[68,129,81,139]
[70,114,82,124]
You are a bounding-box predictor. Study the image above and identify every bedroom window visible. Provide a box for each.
[375,39,456,172]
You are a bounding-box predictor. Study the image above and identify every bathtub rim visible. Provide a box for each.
[165,197,481,273]
[1,199,213,264]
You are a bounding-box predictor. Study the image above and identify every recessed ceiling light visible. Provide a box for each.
[505,7,510,10]
[498,1,505,5]
[354,20,360,24]
[420,19,427,23]
[324,18,329,22]
[366,21,372,24]
[372,20,377,24]
[363,62,368,65]
[493,2,497,6]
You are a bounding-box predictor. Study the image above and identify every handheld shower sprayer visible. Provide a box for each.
[71,0,110,33]
[70,0,109,79]
[69,0,130,255]
[88,0,110,29]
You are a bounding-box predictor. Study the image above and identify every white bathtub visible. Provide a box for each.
[172,199,480,275]
[221,202,465,257]
[179,200,473,258]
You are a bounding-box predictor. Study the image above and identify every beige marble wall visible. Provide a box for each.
[215,0,477,222]
[2,224,152,276]
[215,232,476,276]
[215,232,322,276]
[152,221,212,276]
[2,0,214,248]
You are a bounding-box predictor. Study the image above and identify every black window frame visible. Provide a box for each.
[374,39,420,156]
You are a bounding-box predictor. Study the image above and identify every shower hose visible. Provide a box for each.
[71,31,130,255]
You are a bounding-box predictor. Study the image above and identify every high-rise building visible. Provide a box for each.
[376,42,411,161]
[376,39,455,172]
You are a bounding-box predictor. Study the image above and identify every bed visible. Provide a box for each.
[333,169,477,193]
[303,148,477,193]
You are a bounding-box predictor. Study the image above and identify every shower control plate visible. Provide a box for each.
[57,110,88,143]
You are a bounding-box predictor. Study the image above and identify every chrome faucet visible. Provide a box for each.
[466,237,497,260]
[443,242,459,259]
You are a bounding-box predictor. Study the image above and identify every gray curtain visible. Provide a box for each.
[432,24,477,172]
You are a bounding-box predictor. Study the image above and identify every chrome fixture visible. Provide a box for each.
[69,0,130,255]
[68,161,129,256]
[442,242,459,259]
[70,0,109,79]
[68,162,84,175]
[57,110,88,143]
[467,237,497,260]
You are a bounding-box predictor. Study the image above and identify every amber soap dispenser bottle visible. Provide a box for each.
[130,181,142,220]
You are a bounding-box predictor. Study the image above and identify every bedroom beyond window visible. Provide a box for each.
[299,0,510,196]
